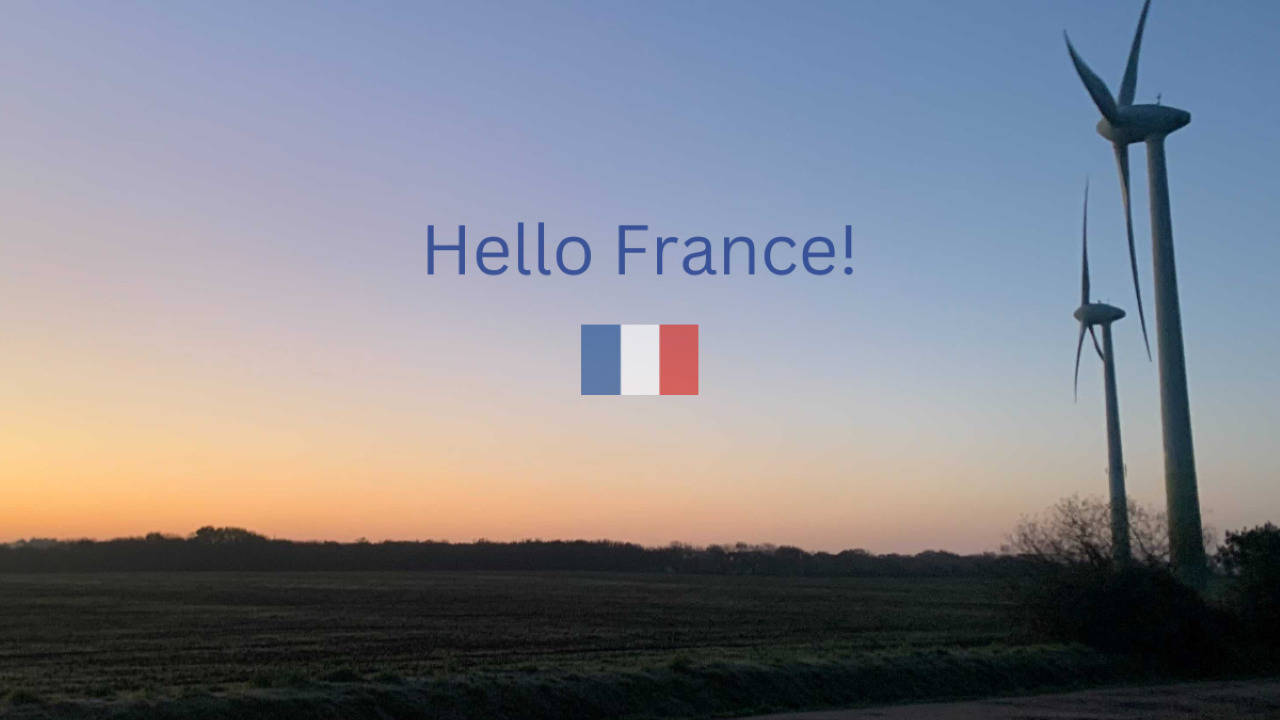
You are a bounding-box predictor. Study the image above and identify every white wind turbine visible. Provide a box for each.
[1074,182,1130,566]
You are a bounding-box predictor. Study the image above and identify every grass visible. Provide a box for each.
[3,646,1131,720]
[0,571,1130,718]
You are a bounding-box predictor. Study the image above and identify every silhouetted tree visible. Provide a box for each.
[192,526,268,545]
[1216,523,1280,642]
[1002,495,1209,569]
[0,531,1034,576]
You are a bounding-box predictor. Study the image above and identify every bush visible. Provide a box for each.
[1009,563,1227,672]
[1003,495,1206,569]
[1216,523,1280,643]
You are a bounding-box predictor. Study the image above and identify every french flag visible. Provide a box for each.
[581,324,698,396]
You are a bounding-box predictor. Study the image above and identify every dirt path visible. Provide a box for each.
[737,679,1280,720]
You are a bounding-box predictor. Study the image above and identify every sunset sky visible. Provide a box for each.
[3,1,1278,553]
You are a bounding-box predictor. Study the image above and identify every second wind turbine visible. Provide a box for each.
[1074,182,1131,565]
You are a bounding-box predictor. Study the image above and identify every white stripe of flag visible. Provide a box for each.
[619,324,660,396]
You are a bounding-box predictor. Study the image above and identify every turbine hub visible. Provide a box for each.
[1075,302,1126,325]
[1096,104,1191,143]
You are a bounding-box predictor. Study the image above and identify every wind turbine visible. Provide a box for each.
[1074,182,1130,566]
[1064,0,1205,587]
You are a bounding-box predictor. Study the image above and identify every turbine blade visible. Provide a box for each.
[1065,32,1119,122]
[1082,182,1102,362]
[1118,0,1152,107]
[1113,142,1152,359]
[1081,179,1091,306]
[1089,325,1104,360]
[1075,320,1087,401]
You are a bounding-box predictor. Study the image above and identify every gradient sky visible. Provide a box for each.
[3,1,1278,552]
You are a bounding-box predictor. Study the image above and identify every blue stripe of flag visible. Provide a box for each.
[580,324,621,395]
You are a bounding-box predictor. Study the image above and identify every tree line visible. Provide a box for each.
[0,526,1032,576]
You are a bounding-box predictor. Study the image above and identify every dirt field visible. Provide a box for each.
[1,571,1239,719]
[0,571,1007,698]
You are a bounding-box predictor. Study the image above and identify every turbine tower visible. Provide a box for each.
[1074,182,1130,566]
[1065,0,1205,586]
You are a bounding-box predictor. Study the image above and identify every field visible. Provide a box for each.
[0,572,1125,718]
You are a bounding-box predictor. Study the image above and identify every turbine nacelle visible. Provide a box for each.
[1096,104,1191,144]
[1074,302,1126,326]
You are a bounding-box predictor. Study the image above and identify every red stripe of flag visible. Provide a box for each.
[659,324,698,395]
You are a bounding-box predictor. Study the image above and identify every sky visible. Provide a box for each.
[2,1,1278,553]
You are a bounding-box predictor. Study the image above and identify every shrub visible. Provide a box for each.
[1003,495,1210,569]
[1008,563,1227,672]
[1004,497,1234,672]
[1216,523,1280,643]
